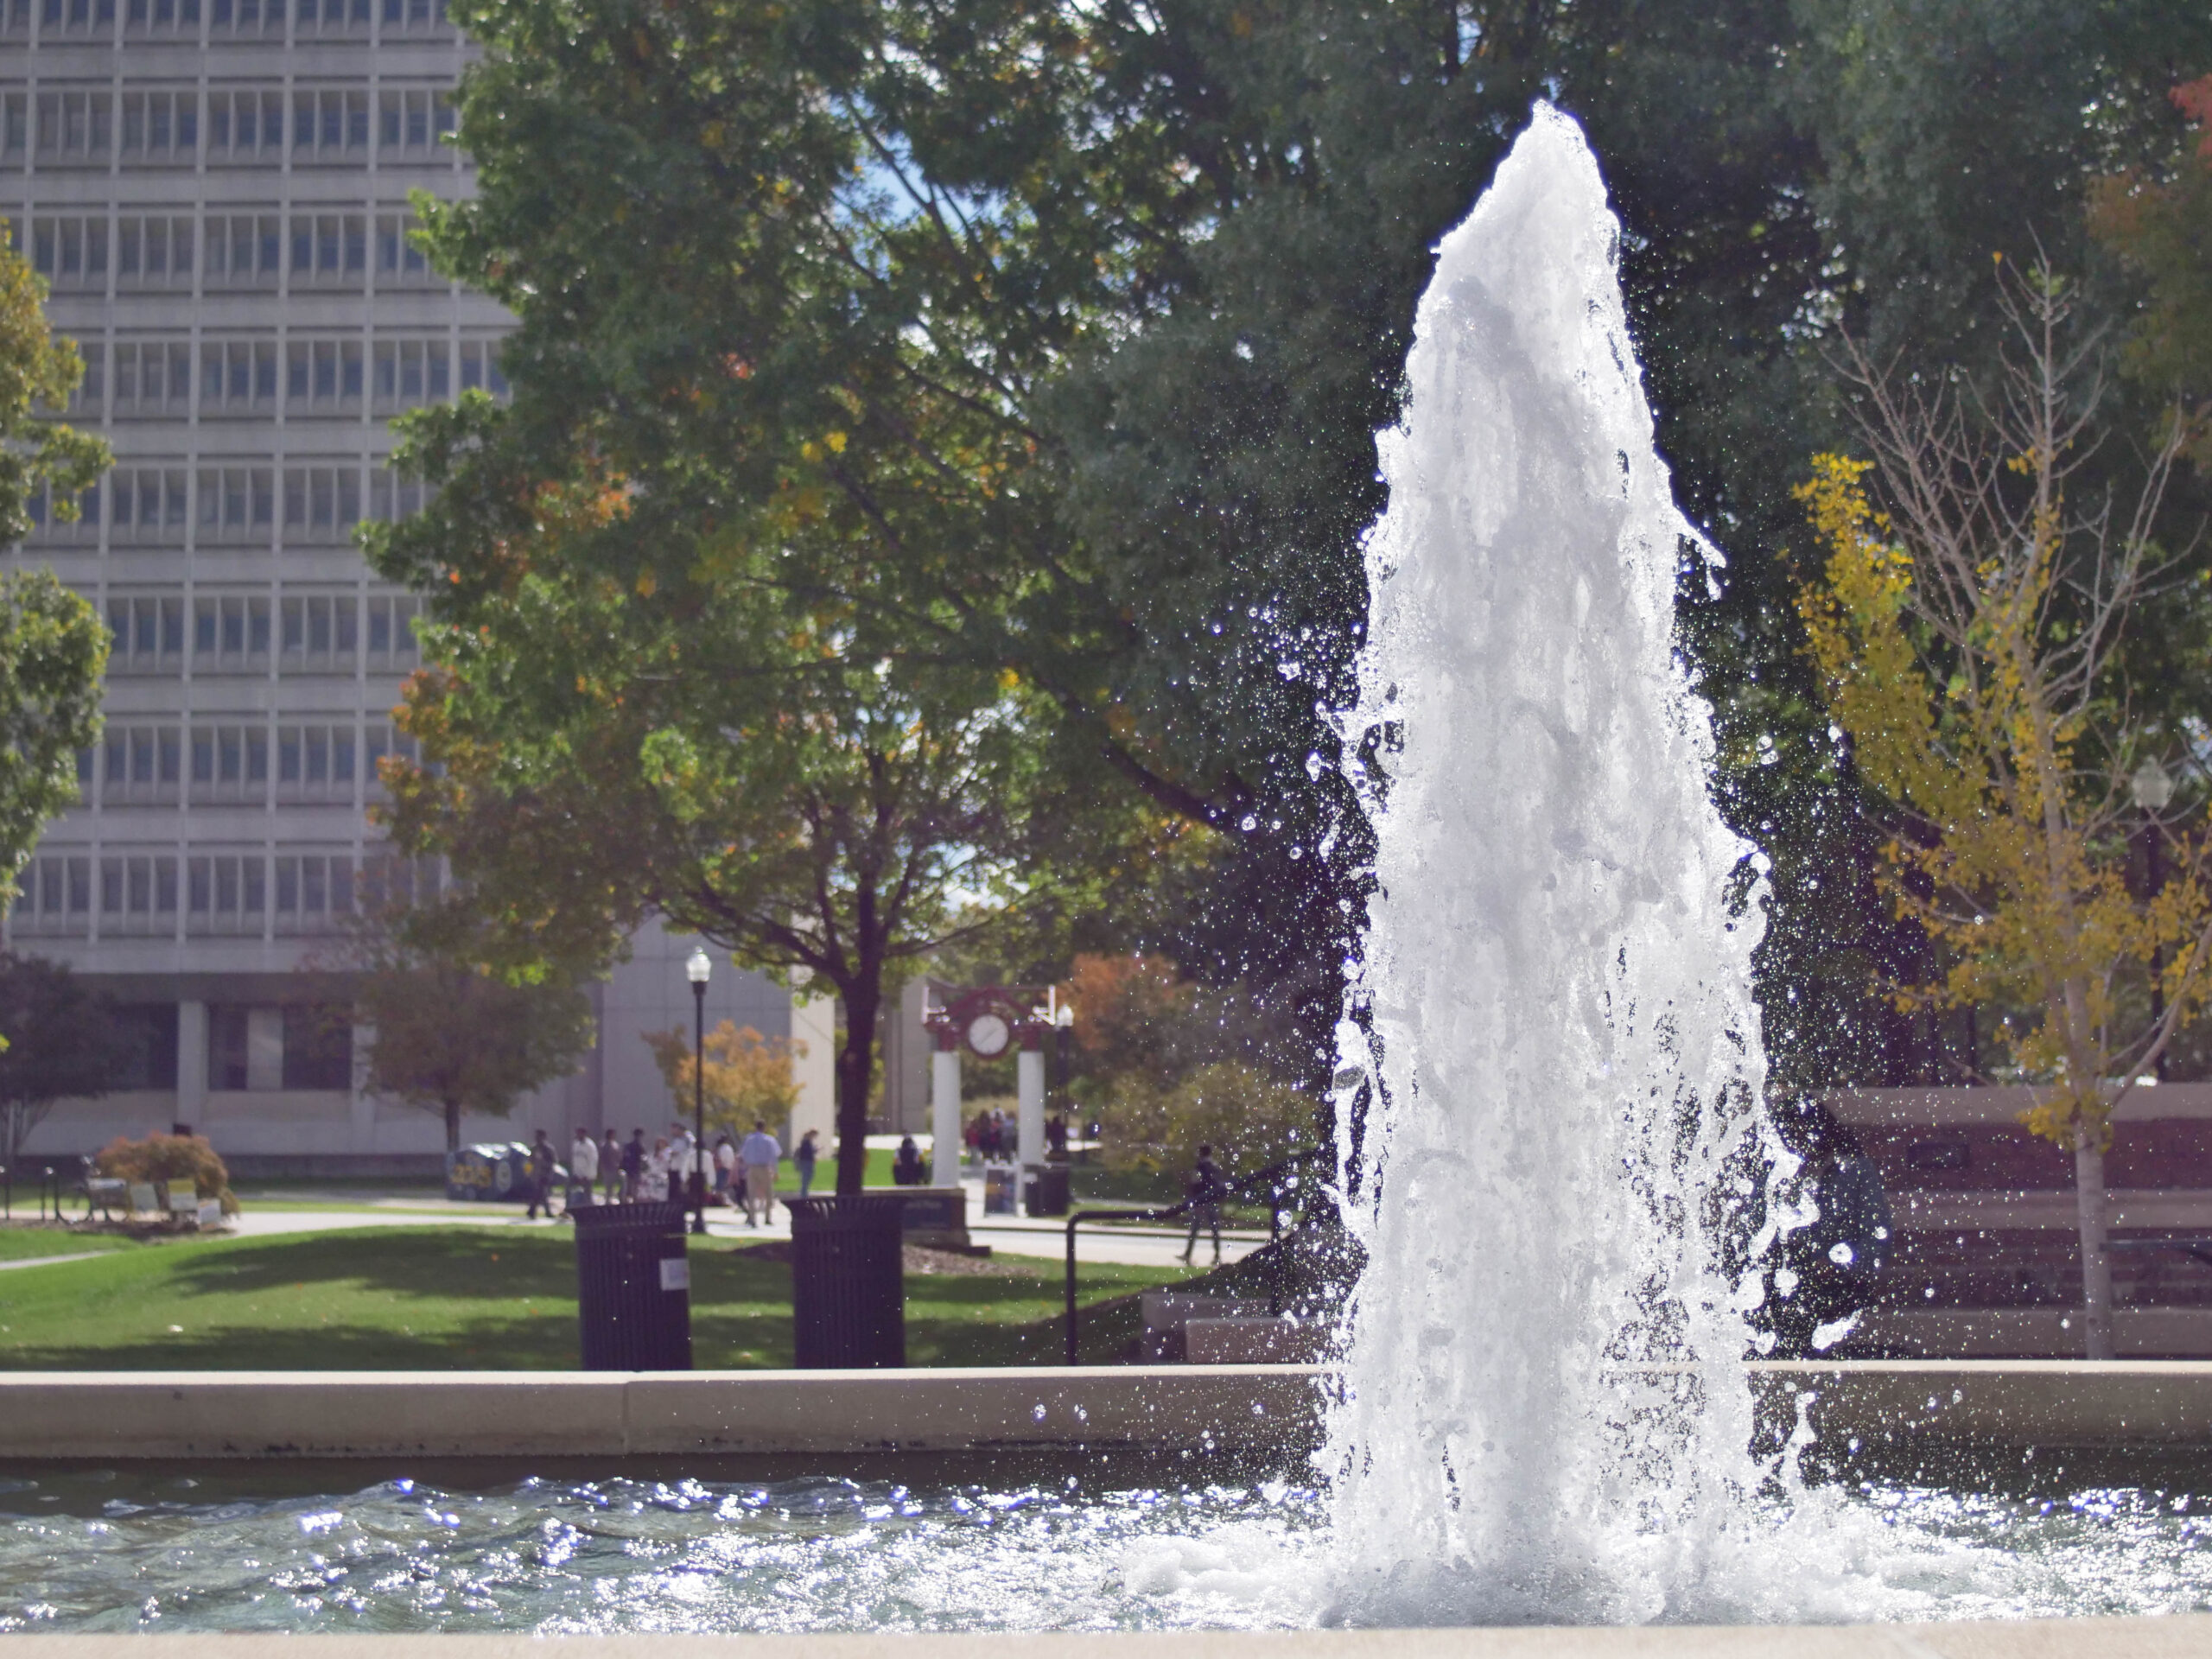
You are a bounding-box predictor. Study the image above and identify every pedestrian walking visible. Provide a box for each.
[568,1127,599,1211]
[1179,1142,1224,1266]
[622,1129,645,1201]
[524,1128,557,1221]
[740,1121,782,1224]
[793,1129,819,1198]
[713,1134,737,1205]
[600,1128,624,1205]
[644,1136,672,1203]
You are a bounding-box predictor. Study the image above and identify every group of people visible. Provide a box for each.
[959,1109,1071,1161]
[521,1122,825,1224]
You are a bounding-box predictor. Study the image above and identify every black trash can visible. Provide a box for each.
[786,1195,906,1369]
[573,1200,692,1370]
[1024,1164,1071,1217]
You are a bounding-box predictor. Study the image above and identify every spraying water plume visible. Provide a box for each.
[1324,105,1781,1624]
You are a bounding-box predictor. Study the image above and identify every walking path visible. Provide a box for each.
[17,1174,1267,1272]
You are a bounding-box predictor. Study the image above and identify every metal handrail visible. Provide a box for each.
[1061,1148,1327,1363]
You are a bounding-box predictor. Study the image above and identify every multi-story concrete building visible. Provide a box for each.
[0,0,834,1172]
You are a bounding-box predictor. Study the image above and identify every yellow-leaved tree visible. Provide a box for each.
[1796,263,2212,1360]
[643,1020,804,1138]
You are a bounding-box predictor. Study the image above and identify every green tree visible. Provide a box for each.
[0,952,120,1167]
[340,903,598,1154]
[0,223,107,547]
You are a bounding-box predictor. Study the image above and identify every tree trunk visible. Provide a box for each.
[445,1099,461,1155]
[2074,1131,2115,1360]
[835,978,880,1196]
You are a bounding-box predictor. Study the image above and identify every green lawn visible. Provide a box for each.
[0,1228,141,1262]
[0,1228,1196,1370]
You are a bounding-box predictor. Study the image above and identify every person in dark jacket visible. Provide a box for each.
[1179,1144,1225,1266]
[892,1136,927,1186]
[524,1128,557,1220]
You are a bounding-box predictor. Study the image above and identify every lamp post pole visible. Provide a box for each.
[686,947,711,1235]
[2133,760,2175,1081]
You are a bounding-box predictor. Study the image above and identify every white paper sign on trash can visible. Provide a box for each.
[659,1257,690,1293]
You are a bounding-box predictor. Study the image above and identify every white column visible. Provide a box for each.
[930,1046,962,1185]
[175,999,209,1127]
[1017,1046,1045,1169]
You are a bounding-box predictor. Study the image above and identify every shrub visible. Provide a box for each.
[94,1133,238,1215]
[1096,1060,1314,1180]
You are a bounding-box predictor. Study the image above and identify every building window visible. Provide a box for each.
[291,88,369,161]
[194,466,276,544]
[292,212,369,288]
[282,1003,353,1088]
[275,854,354,936]
[364,596,421,670]
[116,216,196,290]
[209,0,282,33]
[456,338,512,400]
[375,87,454,157]
[111,340,194,418]
[276,721,357,804]
[108,466,191,544]
[206,213,283,288]
[207,89,285,162]
[188,856,268,938]
[106,594,186,675]
[190,722,270,804]
[378,0,447,32]
[65,341,104,416]
[280,593,359,673]
[34,90,111,162]
[22,214,110,294]
[13,854,92,937]
[123,0,201,34]
[98,852,180,935]
[21,480,101,546]
[286,339,366,413]
[283,464,364,541]
[200,340,279,415]
[102,725,183,805]
[371,339,448,410]
[192,594,273,671]
[110,1004,180,1090]
[357,852,440,910]
[374,209,438,287]
[118,90,200,163]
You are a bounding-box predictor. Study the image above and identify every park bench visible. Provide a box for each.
[84,1176,130,1220]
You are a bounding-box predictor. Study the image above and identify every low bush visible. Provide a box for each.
[94,1133,238,1215]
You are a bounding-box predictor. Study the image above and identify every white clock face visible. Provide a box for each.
[966,1013,1012,1058]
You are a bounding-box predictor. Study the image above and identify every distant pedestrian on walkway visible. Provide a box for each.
[524,1128,557,1220]
[568,1128,599,1211]
[793,1129,819,1198]
[622,1129,645,1201]
[600,1129,624,1205]
[713,1134,736,1205]
[740,1121,782,1225]
[1179,1143,1224,1266]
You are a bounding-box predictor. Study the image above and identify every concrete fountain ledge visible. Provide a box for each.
[7,1622,2212,1658]
[1,1362,2211,1459]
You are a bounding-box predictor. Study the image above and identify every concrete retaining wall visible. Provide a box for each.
[2,1362,2211,1462]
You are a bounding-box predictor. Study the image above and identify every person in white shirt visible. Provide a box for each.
[739,1122,782,1225]
[713,1135,737,1205]
[568,1128,600,1211]
[644,1136,671,1203]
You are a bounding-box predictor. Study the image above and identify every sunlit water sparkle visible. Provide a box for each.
[2,1471,2210,1632]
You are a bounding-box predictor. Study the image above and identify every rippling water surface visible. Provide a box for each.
[3,1464,2212,1633]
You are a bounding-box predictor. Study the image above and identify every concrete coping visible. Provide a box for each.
[0,1362,2210,1461]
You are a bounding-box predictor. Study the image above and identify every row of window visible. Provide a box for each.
[2,0,451,40]
[13,848,443,937]
[88,718,418,805]
[19,207,444,292]
[27,464,428,544]
[71,334,506,417]
[106,591,422,674]
[2,87,460,168]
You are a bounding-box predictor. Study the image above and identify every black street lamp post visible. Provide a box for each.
[686,946,711,1234]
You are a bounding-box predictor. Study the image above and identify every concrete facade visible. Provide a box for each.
[0,5,828,1166]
